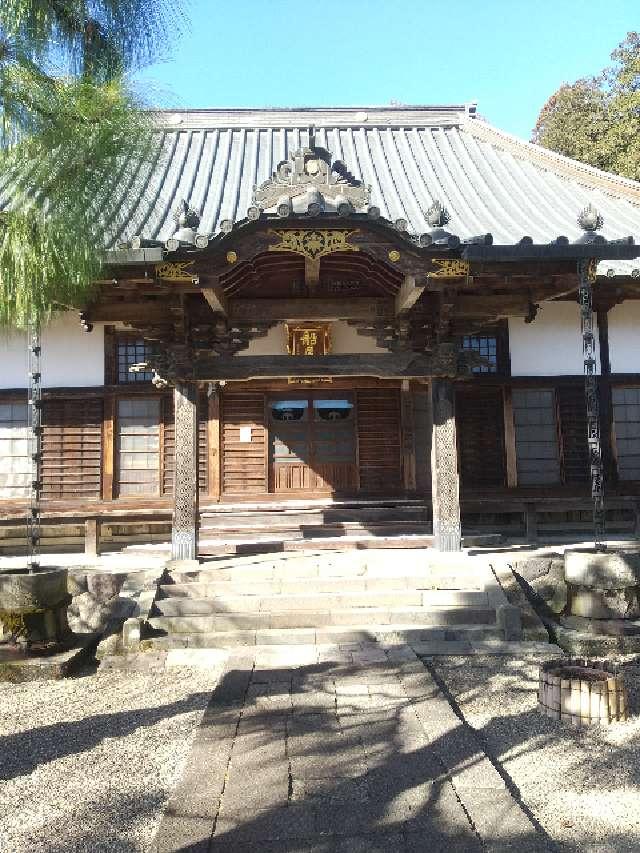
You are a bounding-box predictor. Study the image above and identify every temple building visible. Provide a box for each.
[2,103,640,557]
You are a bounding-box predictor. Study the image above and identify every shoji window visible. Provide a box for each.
[116,337,153,383]
[512,389,561,485]
[612,387,640,481]
[462,334,498,374]
[116,398,161,495]
[0,402,30,498]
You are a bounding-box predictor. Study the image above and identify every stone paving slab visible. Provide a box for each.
[152,643,554,853]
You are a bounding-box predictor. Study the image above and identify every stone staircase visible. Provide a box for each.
[142,550,517,650]
[197,499,433,555]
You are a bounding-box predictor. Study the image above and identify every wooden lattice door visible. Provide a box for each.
[268,393,357,494]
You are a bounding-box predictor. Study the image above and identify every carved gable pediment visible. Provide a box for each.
[253,138,370,211]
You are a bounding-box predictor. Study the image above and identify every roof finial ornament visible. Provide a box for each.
[577,203,604,233]
[173,199,200,231]
[169,199,201,246]
[425,200,450,229]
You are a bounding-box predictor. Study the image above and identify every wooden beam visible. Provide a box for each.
[395,275,426,315]
[87,302,172,323]
[304,257,321,295]
[202,284,228,316]
[192,352,458,381]
[230,297,394,323]
[84,518,99,557]
[455,295,532,317]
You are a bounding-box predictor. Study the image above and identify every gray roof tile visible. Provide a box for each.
[111,105,640,275]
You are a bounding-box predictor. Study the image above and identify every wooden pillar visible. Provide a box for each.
[172,381,199,561]
[430,379,462,551]
[401,380,416,492]
[597,308,615,485]
[208,386,221,501]
[503,385,518,488]
[101,393,115,500]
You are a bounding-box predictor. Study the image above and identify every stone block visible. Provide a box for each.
[122,617,142,648]
[564,549,640,589]
[87,572,125,600]
[497,604,522,641]
[67,571,89,596]
[569,586,640,619]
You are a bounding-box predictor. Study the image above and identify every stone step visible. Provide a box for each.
[144,623,503,648]
[159,579,490,601]
[198,522,431,538]
[169,559,487,587]
[197,534,435,555]
[148,605,497,632]
[199,507,430,528]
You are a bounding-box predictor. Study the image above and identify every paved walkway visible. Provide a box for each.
[153,643,555,853]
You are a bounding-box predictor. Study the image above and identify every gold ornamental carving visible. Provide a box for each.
[155,261,196,281]
[287,377,333,385]
[286,322,331,356]
[388,250,401,263]
[427,259,470,278]
[226,251,238,264]
[268,229,360,261]
[587,258,598,284]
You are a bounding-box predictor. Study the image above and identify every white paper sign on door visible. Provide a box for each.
[239,426,252,443]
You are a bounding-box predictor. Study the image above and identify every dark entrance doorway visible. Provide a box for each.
[269,393,357,493]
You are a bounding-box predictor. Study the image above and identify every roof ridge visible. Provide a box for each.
[153,104,472,130]
[464,117,640,206]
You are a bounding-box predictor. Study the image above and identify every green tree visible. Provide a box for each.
[0,1,182,326]
[533,32,640,181]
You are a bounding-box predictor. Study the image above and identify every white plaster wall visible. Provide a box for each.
[331,321,387,354]
[608,301,640,374]
[238,321,388,356]
[0,312,105,388]
[508,301,599,376]
[240,323,287,356]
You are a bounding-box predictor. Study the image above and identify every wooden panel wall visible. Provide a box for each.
[413,386,432,493]
[41,398,103,499]
[162,394,208,495]
[557,385,589,484]
[456,387,506,488]
[356,388,402,492]
[222,391,267,495]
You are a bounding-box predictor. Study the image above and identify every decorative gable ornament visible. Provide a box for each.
[253,138,370,212]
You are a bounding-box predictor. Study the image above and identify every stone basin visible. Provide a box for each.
[0,567,71,648]
[0,567,69,612]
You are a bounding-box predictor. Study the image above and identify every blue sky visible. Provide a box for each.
[135,0,638,140]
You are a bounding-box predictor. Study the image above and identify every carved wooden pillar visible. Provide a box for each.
[172,381,199,561]
[430,379,462,551]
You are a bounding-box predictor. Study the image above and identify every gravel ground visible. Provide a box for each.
[430,654,640,853]
[0,663,222,853]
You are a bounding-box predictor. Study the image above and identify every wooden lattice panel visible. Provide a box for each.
[222,392,267,495]
[356,388,402,492]
[41,399,103,499]
[539,658,628,726]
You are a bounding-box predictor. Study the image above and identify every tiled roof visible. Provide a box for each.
[112,105,640,276]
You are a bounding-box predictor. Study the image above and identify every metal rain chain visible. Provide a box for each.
[577,257,606,549]
[27,316,42,572]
